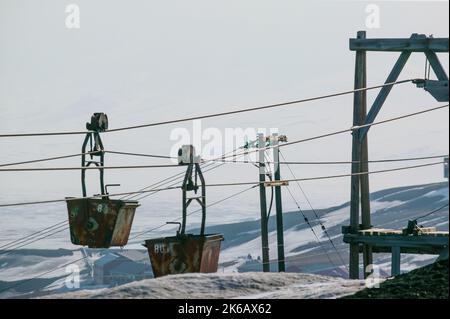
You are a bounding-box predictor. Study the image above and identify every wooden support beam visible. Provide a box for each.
[359,50,411,141]
[349,30,365,279]
[415,79,449,102]
[358,33,373,279]
[345,31,450,280]
[391,246,401,276]
[272,133,286,272]
[425,51,449,81]
[370,246,445,255]
[264,180,289,187]
[350,35,449,52]
[343,232,449,247]
[258,133,270,272]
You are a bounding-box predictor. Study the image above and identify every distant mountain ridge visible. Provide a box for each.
[197,182,449,275]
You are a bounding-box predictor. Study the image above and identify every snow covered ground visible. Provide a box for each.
[47,272,365,299]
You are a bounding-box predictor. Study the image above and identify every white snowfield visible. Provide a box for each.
[48,272,365,299]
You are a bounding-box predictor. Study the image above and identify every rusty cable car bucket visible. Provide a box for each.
[66,198,139,248]
[144,146,224,277]
[144,233,223,277]
[66,113,140,248]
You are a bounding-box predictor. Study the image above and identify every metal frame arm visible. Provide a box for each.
[81,132,106,197]
[81,133,90,197]
[180,163,206,236]
[425,51,449,81]
[181,163,193,235]
[196,163,206,236]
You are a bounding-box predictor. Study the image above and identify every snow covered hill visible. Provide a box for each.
[210,181,449,276]
[48,272,364,299]
[0,181,447,298]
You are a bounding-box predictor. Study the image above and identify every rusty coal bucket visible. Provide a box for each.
[66,197,139,248]
[143,234,224,278]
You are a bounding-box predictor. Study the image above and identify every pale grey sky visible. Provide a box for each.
[0,1,448,218]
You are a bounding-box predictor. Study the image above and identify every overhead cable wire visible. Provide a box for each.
[1,104,447,172]
[126,147,249,201]
[212,104,449,162]
[0,161,443,208]
[0,164,182,172]
[0,220,68,250]
[205,154,449,165]
[0,185,180,208]
[130,147,253,202]
[284,184,342,272]
[0,150,175,168]
[0,152,98,168]
[0,79,417,138]
[119,170,187,201]
[104,150,176,159]
[416,203,449,221]
[0,225,68,257]
[130,147,250,201]
[132,161,226,202]
[106,79,417,134]
[203,161,444,188]
[129,184,258,241]
[7,154,206,169]
[377,211,448,229]
[280,150,349,271]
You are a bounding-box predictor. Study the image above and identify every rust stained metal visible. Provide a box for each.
[144,234,224,278]
[66,198,139,248]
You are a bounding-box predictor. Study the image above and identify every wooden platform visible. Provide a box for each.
[342,227,449,276]
[356,227,447,236]
[343,227,448,251]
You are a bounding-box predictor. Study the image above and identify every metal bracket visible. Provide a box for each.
[181,163,206,236]
[414,79,449,102]
[81,114,107,197]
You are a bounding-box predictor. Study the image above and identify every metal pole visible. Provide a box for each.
[272,133,286,272]
[181,164,193,236]
[196,163,206,236]
[95,133,106,195]
[81,133,90,197]
[258,133,270,272]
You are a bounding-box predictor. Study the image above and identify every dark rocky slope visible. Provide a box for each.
[344,259,449,299]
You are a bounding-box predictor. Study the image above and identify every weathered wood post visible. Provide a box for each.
[349,30,366,279]
[272,133,286,272]
[258,133,270,272]
[391,246,401,276]
[346,31,449,280]
[358,31,373,279]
